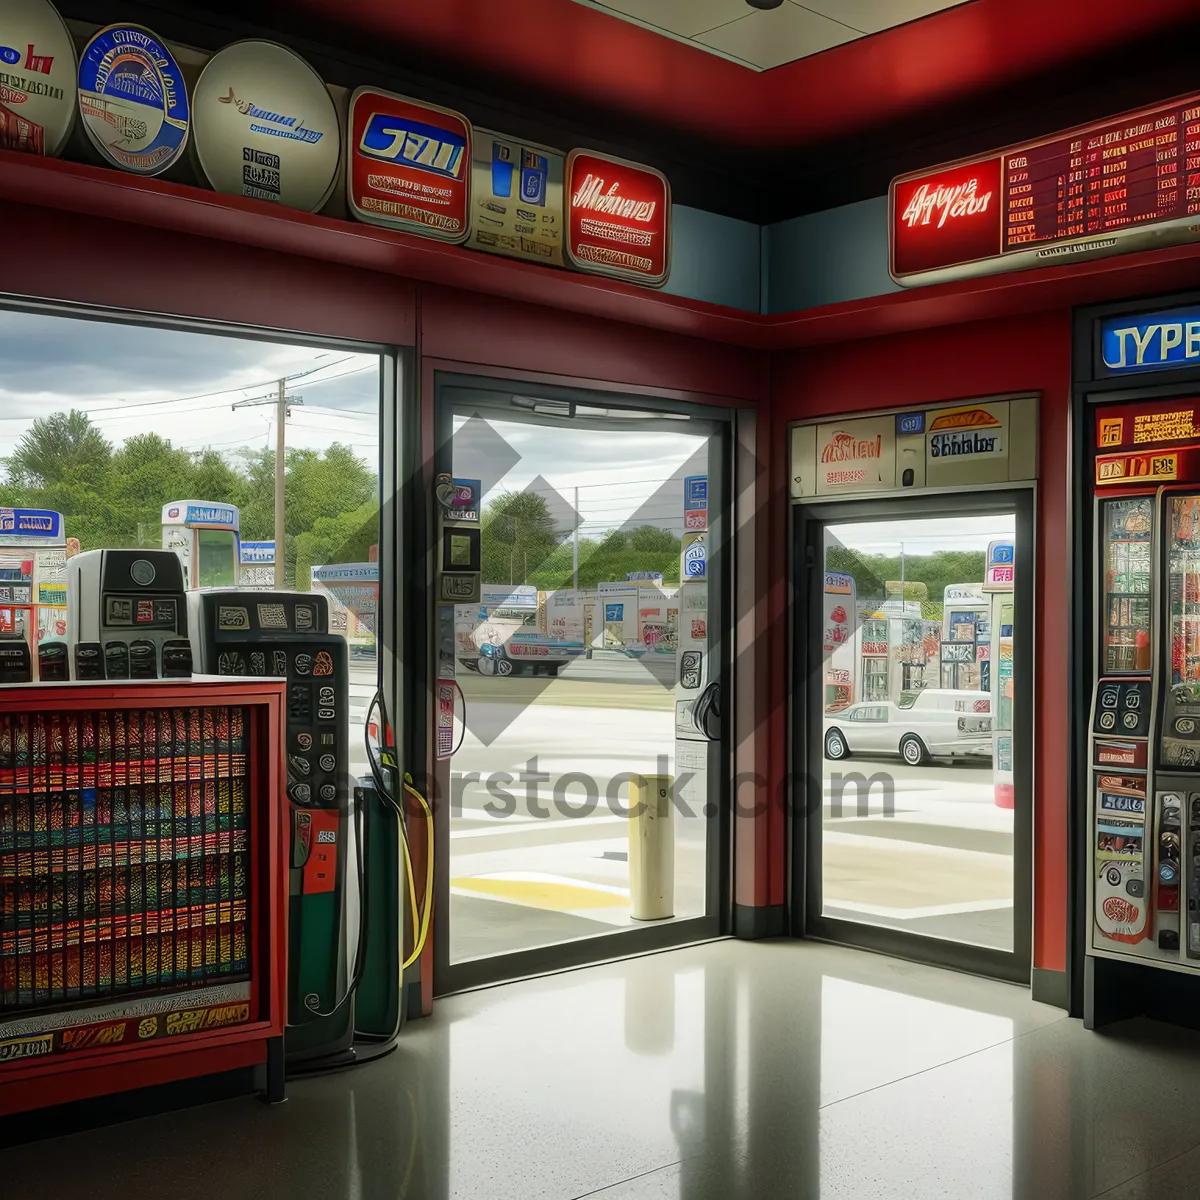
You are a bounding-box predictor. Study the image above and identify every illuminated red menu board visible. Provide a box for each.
[891,92,1200,286]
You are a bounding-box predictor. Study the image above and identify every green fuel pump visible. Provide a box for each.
[286,690,417,1075]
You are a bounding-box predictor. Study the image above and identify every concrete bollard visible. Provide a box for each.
[629,774,674,920]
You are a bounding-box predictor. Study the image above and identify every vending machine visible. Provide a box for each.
[1086,399,1200,976]
[187,589,352,1064]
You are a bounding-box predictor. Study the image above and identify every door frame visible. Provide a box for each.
[424,366,738,994]
[790,486,1036,984]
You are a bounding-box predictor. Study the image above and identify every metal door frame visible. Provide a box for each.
[427,369,735,994]
[791,487,1035,984]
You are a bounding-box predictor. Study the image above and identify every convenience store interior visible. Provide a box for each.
[9,0,1200,1197]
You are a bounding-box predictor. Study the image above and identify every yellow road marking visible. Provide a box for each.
[451,876,629,910]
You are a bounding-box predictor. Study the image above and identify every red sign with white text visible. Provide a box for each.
[891,156,1003,279]
[565,150,670,287]
[347,87,471,243]
[891,89,1200,285]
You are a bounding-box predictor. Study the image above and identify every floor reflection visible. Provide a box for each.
[4,941,1200,1199]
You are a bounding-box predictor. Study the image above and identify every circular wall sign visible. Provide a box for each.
[77,24,189,176]
[0,0,77,157]
[192,40,340,213]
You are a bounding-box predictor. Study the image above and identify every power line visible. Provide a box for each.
[0,360,377,424]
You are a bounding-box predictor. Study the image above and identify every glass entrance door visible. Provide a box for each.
[433,377,730,990]
[798,493,1033,981]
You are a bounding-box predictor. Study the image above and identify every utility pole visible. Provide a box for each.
[275,378,286,589]
[573,485,579,591]
[232,380,303,589]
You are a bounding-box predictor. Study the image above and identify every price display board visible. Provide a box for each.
[891,92,1200,287]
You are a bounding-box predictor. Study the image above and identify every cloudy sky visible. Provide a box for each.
[828,514,1017,557]
[0,308,710,536]
[0,308,380,466]
[453,414,709,538]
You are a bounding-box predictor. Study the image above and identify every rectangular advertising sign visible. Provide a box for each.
[565,150,670,287]
[469,130,564,265]
[348,88,471,242]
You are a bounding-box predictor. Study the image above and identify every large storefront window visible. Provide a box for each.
[0,306,382,768]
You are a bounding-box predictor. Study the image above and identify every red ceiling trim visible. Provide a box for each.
[284,0,1199,149]
[10,148,1200,353]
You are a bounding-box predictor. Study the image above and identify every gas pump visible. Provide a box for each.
[188,589,361,1065]
[66,549,192,679]
[0,507,69,683]
[161,500,241,590]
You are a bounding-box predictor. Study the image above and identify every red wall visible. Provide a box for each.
[0,202,416,346]
[771,312,1072,975]
[419,284,764,402]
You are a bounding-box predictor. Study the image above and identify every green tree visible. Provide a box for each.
[5,409,112,488]
[293,500,380,590]
[481,490,563,585]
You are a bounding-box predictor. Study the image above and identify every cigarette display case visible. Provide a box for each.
[0,679,286,1115]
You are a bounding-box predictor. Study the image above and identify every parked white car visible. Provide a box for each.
[824,689,992,766]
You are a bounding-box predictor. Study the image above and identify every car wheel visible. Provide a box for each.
[495,657,514,677]
[900,734,928,766]
[825,728,849,760]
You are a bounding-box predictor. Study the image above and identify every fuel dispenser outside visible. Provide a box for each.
[188,589,353,1064]
[0,507,70,683]
[161,500,240,590]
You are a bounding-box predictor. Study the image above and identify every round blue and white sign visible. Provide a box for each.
[0,0,77,157]
[683,537,706,579]
[77,24,189,176]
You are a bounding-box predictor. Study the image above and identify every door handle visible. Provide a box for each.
[692,681,721,741]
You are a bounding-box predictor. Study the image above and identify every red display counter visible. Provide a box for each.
[0,680,287,1115]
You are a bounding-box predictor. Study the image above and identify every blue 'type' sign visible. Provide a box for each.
[1100,306,1200,373]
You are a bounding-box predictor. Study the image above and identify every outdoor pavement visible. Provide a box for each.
[439,656,1015,961]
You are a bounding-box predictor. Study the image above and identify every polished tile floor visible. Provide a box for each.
[5,940,1200,1199]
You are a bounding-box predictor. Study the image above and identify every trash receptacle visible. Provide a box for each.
[629,774,674,920]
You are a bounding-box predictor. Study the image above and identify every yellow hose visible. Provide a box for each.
[401,774,433,971]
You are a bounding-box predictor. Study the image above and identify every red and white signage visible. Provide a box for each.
[347,87,470,243]
[891,157,1002,281]
[565,149,670,287]
[891,89,1200,287]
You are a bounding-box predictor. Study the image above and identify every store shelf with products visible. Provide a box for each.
[0,679,287,1117]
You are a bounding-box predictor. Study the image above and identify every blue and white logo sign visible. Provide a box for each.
[895,411,925,435]
[77,24,189,176]
[605,603,624,622]
[1100,306,1200,373]
[0,508,63,541]
[239,540,275,565]
[988,543,1014,565]
[684,476,707,510]
[683,534,706,579]
[183,503,237,527]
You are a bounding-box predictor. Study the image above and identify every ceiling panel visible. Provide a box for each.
[695,4,860,70]
[799,0,971,37]
[585,0,752,39]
